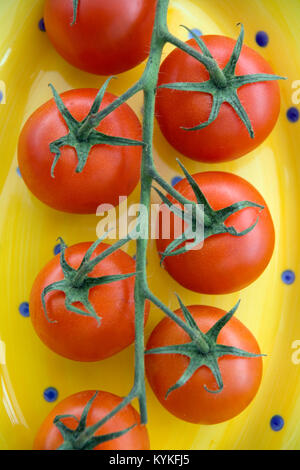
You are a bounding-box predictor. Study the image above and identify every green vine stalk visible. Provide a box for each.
[50,0,281,449]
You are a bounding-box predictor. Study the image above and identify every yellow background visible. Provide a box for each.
[0,0,299,450]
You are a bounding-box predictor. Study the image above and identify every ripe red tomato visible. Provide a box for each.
[44,0,157,75]
[156,172,275,294]
[34,390,150,450]
[145,305,263,424]
[18,88,142,214]
[30,242,149,361]
[156,35,281,163]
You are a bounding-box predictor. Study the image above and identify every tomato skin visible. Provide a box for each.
[145,305,263,424]
[156,172,275,294]
[33,390,150,450]
[44,0,157,75]
[30,242,149,361]
[156,35,281,163]
[18,89,142,214]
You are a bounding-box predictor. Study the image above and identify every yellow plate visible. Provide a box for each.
[0,0,300,450]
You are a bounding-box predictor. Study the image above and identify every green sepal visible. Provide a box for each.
[54,392,137,450]
[145,297,264,397]
[159,24,286,137]
[80,425,136,450]
[48,79,143,177]
[71,0,79,25]
[156,159,264,263]
[41,233,134,325]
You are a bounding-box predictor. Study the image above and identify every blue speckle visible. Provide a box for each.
[19,302,30,318]
[281,270,295,285]
[171,176,183,187]
[256,31,269,47]
[287,107,299,123]
[0,91,3,103]
[188,28,202,38]
[43,387,58,403]
[54,243,62,255]
[16,167,22,177]
[270,415,284,432]
[38,18,46,32]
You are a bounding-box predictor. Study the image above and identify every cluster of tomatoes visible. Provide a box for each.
[18,0,282,451]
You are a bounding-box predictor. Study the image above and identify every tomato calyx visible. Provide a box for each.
[155,159,264,264]
[145,297,264,397]
[159,24,285,137]
[41,233,135,326]
[71,0,79,25]
[54,392,136,450]
[48,77,143,177]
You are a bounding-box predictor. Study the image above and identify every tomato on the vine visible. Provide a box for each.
[30,241,149,361]
[156,31,282,163]
[44,0,157,75]
[156,171,275,294]
[34,390,150,450]
[145,304,263,424]
[18,87,142,214]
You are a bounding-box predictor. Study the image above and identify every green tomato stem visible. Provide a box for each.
[145,288,210,353]
[130,0,170,424]
[164,31,228,88]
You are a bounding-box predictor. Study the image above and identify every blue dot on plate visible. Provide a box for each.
[171,176,183,187]
[287,107,299,123]
[16,167,22,177]
[188,28,202,39]
[270,415,284,432]
[43,387,58,403]
[256,31,269,47]
[38,18,46,32]
[0,91,3,103]
[19,302,30,318]
[54,243,62,255]
[281,270,295,285]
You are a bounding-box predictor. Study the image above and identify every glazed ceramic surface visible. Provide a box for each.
[0,0,300,450]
